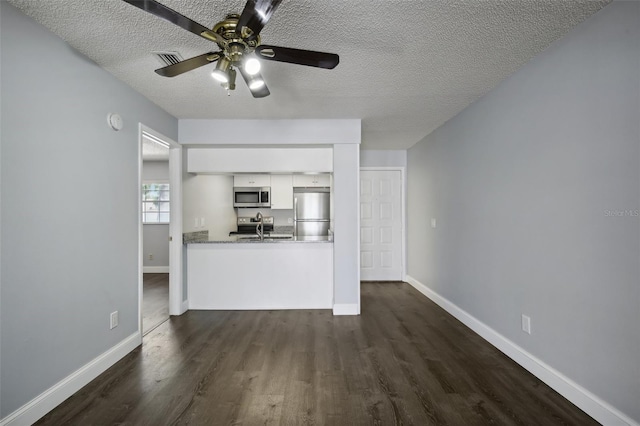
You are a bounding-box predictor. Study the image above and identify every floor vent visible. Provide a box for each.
[152,51,184,67]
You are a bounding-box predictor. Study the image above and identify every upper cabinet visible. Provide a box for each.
[233,175,271,187]
[293,174,331,187]
[270,175,294,210]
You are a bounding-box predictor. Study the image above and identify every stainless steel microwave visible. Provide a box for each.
[233,187,271,208]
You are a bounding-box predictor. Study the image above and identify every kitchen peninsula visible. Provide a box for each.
[185,232,333,310]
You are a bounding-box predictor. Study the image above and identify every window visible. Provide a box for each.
[142,183,170,223]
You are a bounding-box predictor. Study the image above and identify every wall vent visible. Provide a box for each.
[152,51,184,67]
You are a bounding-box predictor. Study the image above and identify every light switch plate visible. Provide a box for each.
[110,311,118,329]
[521,314,531,334]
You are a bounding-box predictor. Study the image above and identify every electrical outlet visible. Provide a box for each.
[521,314,531,334]
[148,253,153,260]
[288,217,293,224]
[194,217,199,228]
[110,311,119,330]
[200,217,205,227]
[431,218,437,228]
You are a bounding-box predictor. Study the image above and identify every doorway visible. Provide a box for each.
[359,168,405,280]
[138,124,184,336]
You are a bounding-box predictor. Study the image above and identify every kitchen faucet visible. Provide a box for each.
[255,212,264,241]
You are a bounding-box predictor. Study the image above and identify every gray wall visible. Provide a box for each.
[143,225,170,268]
[407,1,639,422]
[143,161,169,268]
[142,160,169,181]
[0,2,178,418]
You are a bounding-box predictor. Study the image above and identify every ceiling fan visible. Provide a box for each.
[122,0,340,98]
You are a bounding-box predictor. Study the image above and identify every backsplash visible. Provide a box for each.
[273,226,294,234]
[183,230,209,244]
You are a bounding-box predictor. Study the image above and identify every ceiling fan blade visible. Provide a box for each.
[255,45,339,69]
[122,0,225,45]
[236,0,282,41]
[238,67,270,98]
[155,52,222,77]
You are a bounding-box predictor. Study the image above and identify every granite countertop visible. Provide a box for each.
[183,231,332,244]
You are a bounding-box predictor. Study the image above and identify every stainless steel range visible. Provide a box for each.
[235,216,274,234]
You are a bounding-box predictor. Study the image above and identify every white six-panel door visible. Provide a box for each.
[360,169,403,281]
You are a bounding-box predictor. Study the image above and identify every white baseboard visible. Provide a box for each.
[404,275,638,426]
[0,332,141,426]
[143,266,169,273]
[333,303,360,316]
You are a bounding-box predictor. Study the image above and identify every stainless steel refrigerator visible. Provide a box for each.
[294,188,330,237]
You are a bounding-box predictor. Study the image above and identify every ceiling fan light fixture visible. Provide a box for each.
[244,57,261,75]
[211,69,229,83]
[211,57,231,83]
[248,76,265,90]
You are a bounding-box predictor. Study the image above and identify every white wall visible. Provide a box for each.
[0,2,178,420]
[333,144,361,314]
[187,148,333,173]
[360,150,407,167]
[143,161,170,269]
[180,119,361,145]
[182,174,237,239]
[407,2,639,423]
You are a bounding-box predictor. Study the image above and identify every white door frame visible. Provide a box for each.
[359,167,407,279]
[138,124,185,337]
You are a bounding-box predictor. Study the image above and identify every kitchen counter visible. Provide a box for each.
[191,235,332,244]
[183,231,332,244]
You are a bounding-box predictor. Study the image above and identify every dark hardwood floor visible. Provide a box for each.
[143,273,169,335]
[36,282,598,425]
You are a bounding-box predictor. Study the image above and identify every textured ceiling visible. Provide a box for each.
[7,0,609,149]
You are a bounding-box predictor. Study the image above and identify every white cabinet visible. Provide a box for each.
[270,175,293,209]
[233,175,271,187]
[292,174,331,187]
